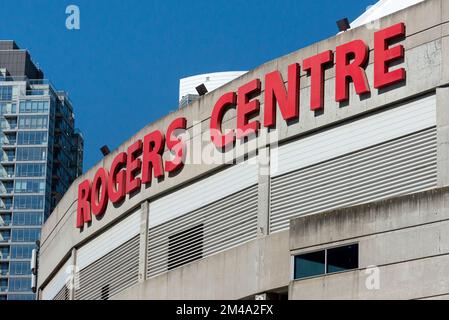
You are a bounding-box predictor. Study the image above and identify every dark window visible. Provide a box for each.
[294,250,325,279]
[294,244,358,280]
[101,284,110,300]
[168,224,203,270]
[0,86,12,101]
[327,244,358,273]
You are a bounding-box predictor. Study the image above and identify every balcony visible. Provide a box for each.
[0,106,17,116]
[26,89,48,96]
[0,158,15,165]
[2,187,13,194]
[0,140,16,147]
[0,124,17,131]
[0,173,14,179]
[0,215,11,227]
[0,199,12,211]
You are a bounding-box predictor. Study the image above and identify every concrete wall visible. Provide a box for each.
[38,0,449,298]
[289,187,449,300]
[112,231,290,300]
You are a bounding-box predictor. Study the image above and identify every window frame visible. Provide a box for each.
[292,243,359,281]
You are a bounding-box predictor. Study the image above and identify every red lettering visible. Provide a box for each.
[335,40,370,102]
[210,92,236,148]
[76,23,409,229]
[264,63,300,127]
[108,152,127,204]
[237,79,261,139]
[165,117,187,173]
[374,23,406,89]
[91,167,109,216]
[126,140,142,194]
[76,179,91,228]
[303,50,334,110]
[142,130,164,184]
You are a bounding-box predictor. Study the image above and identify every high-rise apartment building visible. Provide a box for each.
[0,40,83,300]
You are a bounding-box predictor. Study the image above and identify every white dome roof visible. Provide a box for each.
[351,0,426,28]
[179,71,247,101]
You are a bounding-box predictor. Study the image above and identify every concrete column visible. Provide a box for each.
[436,87,449,187]
[69,248,77,300]
[257,147,270,237]
[138,201,149,282]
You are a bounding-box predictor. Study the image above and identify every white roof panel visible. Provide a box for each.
[351,0,425,28]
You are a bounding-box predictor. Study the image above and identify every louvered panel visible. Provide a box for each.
[149,161,258,229]
[270,127,437,232]
[76,209,141,270]
[271,94,436,177]
[53,285,69,300]
[74,235,140,300]
[41,259,70,300]
[147,185,258,278]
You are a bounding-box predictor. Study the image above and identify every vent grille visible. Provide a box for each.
[74,235,140,300]
[53,285,69,300]
[168,224,204,271]
[147,184,258,278]
[270,127,438,232]
[101,284,110,300]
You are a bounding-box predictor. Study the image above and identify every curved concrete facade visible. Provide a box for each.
[37,0,449,300]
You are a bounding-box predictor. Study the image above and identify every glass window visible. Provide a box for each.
[0,262,8,275]
[15,163,46,177]
[11,229,41,242]
[19,100,49,113]
[10,245,36,259]
[0,279,8,292]
[0,230,10,242]
[0,102,16,114]
[2,198,13,210]
[0,86,13,101]
[0,213,12,226]
[16,147,47,161]
[0,246,9,259]
[13,195,44,210]
[18,115,48,129]
[294,244,359,280]
[17,131,48,145]
[327,244,359,273]
[294,250,325,279]
[7,294,35,300]
[14,180,46,194]
[10,261,31,276]
[8,277,31,292]
[12,212,43,226]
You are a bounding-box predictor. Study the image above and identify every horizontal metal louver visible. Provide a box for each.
[270,127,437,232]
[147,184,258,278]
[53,285,69,300]
[168,224,204,271]
[41,259,71,300]
[74,235,140,300]
[271,94,436,177]
[76,209,141,270]
[149,161,258,229]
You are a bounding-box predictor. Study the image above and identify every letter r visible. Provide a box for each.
[76,179,91,228]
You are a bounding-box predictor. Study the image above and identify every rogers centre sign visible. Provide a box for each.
[76,23,406,229]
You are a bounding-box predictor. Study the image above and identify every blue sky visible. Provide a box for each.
[0,0,375,170]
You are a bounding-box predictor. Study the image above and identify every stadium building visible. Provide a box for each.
[37,0,449,300]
